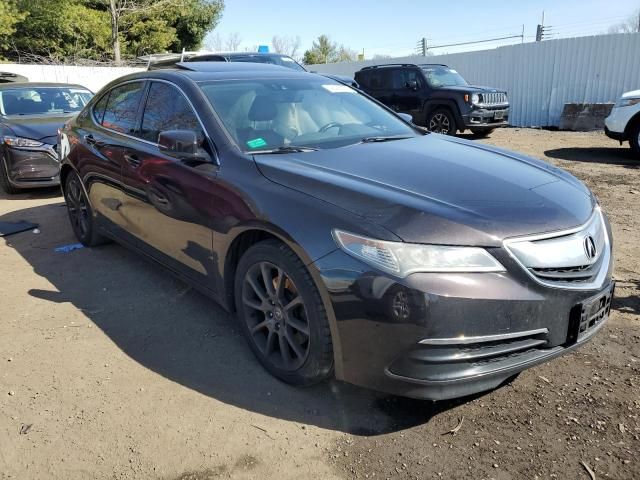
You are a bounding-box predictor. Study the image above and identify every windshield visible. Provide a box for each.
[199,78,417,152]
[421,66,468,88]
[229,55,306,72]
[0,86,92,116]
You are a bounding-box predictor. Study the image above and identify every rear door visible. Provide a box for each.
[78,81,146,230]
[118,80,220,290]
[362,68,393,106]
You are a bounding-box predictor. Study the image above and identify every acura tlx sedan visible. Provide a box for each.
[58,62,614,400]
[0,82,93,193]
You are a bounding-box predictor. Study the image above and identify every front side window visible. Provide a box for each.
[101,82,145,134]
[199,77,417,152]
[139,82,203,143]
[421,66,468,88]
[0,86,93,116]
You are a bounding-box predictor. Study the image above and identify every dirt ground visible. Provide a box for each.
[1,129,638,480]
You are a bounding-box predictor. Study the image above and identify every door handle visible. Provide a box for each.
[84,134,103,147]
[124,153,141,168]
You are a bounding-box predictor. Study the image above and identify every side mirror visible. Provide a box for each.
[406,80,418,91]
[158,130,208,162]
[398,112,413,123]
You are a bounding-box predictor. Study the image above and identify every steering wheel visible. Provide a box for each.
[319,122,343,133]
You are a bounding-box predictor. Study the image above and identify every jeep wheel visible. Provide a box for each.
[427,109,456,135]
[470,128,495,138]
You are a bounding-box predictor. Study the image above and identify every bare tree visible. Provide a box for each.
[206,32,223,51]
[608,9,640,33]
[272,35,301,58]
[225,32,242,52]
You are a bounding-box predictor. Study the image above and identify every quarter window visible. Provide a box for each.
[101,82,145,134]
[139,82,203,143]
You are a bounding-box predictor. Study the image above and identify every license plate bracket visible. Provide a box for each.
[566,283,615,345]
[494,111,505,120]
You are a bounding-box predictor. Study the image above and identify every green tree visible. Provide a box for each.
[165,0,224,52]
[302,35,356,65]
[0,0,28,51]
[7,0,110,60]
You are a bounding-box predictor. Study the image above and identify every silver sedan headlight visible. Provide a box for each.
[613,97,640,108]
[333,230,505,277]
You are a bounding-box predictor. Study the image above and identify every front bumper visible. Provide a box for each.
[312,243,614,401]
[462,106,510,129]
[2,145,60,188]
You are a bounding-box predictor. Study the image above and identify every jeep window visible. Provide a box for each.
[392,69,423,89]
[199,77,417,152]
[365,70,392,90]
[421,66,468,88]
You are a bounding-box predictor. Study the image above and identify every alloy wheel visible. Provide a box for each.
[429,113,451,134]
[241,261,310,371]
[66,176,89,238]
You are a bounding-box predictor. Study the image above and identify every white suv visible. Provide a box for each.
[605,89,640,157]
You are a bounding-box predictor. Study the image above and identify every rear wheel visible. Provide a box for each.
[630,121,640,156]
[427,108,457,135]
[63,172,109,246]
[470,128,495,138]
[0,157,20,194]
[234,239,333,386]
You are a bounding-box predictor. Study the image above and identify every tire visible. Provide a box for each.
[234,239,333,386]
[0,157,20,194]
[470,128,495,138]
[630,121,640,156]
[427,108,457,135]
[63,171,109,246]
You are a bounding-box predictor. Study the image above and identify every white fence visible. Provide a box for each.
[0,64,144,93]
[309,33,640,128]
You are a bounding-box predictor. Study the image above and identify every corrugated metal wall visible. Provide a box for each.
[309,33,640,127]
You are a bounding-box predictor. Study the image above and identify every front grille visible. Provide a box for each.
[481,92,508,105]
[504,209,610,290]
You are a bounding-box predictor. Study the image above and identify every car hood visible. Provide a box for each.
[441,85,507,94]
[254,135,595,246]
[1,113,75,144]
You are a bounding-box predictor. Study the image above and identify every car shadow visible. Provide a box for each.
[544,147,639,167]
[1,202,485,436]
[612,279,640,316]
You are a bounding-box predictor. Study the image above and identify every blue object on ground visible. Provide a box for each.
[54,243,85,253]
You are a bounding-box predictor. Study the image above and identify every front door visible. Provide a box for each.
[118,81,220,290]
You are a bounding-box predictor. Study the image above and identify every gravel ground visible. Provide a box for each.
[0,128,638,480]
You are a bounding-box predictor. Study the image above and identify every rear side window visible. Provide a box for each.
[365,69,392,90]
[101,82,145,134]
[139,81,203,143]
[92,92,109,124]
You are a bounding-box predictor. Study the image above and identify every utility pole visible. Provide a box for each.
[536,10,551,41]
[416,37,427,56]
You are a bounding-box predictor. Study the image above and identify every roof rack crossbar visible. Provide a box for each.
[361,63,419,70]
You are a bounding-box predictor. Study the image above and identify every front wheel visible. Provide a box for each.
[427,108,457,135]
[630,121,640,156]
[234,240,333,386]
[0,157,20,194]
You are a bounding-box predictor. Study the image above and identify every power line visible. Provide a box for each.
[427,34,524,50]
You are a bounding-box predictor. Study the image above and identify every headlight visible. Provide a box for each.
[3,136,44,148]
[614,97,640,108]
[471,93,480,105]
[332,230,505,277]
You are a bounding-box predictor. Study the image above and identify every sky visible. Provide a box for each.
[205,0,640,58]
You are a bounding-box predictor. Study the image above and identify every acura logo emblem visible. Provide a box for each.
[583,236,597,260]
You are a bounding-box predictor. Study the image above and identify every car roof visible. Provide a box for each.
[175,61,317,81]
[357,63,449,72]
[0,81,90,90]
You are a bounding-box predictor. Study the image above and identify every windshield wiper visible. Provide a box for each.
[359,135,413,143]
[251,145,319,154]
